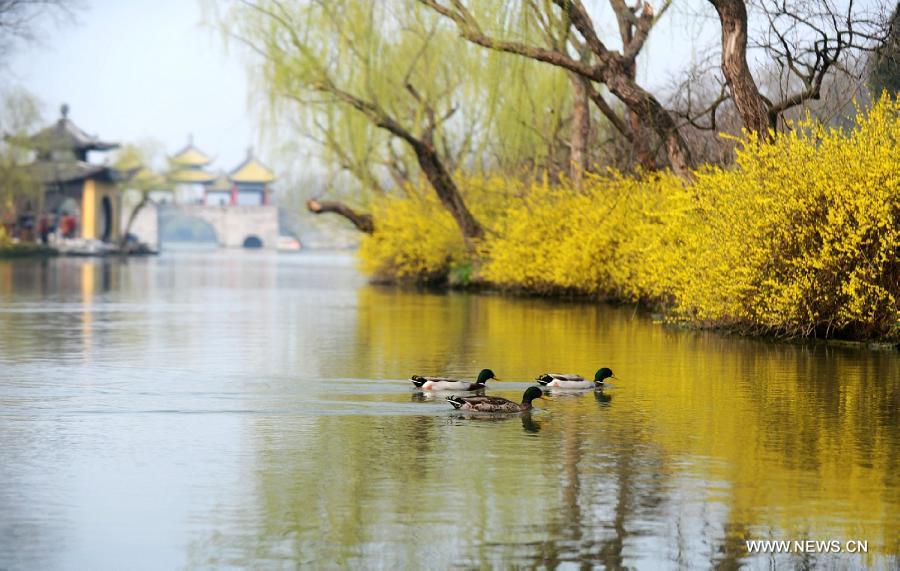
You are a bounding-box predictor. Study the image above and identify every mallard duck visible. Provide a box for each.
[536,367,616,389]
[410,368,497,391]
[447,386,546,413]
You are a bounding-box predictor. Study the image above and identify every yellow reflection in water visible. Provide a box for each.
[81,261,94,358]
[347,286,899,561]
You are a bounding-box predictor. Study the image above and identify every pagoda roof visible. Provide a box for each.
[170,135,213,167]
[229,148,275,184]
[29,159,118,185]
[168,167,217,184]
[24,104,118,153]
[207,172,233,192]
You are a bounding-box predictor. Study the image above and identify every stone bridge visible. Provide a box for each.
[158,204,279,249]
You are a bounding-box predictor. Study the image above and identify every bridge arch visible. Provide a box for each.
[157,204,278,249]
[242,235,263,248]
[158,211,218,243]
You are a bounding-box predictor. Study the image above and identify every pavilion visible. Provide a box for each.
[23,104,122,241]
[163,139,275,206]
[166,136,216,204]
[227,148,275,206]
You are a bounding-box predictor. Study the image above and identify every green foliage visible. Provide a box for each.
[113,141,167,196]
[224,0,586,199]
[0,87,41,214]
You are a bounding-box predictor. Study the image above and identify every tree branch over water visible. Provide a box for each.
[306,198,374,234]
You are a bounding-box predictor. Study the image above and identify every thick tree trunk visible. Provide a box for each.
[422,0,692,178]
[307,199,375,233]
[710,0,772,136]
[602,60,693,179]
[324,85,484,243]
[627,111,656,170]
[410,140,484,242]
[568,73,591,187]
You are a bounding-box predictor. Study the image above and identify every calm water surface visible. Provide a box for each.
[0,251,897,570]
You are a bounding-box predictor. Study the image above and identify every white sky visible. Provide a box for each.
[8,0,256,173]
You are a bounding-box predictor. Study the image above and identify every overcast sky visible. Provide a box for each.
[8,0,255,173]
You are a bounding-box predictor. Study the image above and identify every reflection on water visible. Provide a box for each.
[0,251,897,569]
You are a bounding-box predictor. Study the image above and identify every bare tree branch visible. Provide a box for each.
[307,198,374,233]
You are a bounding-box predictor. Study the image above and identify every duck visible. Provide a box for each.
[410,368,497,391]
[536,367,616,389]
[447,386,547,413]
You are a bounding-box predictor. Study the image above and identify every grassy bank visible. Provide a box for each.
[0,244,57,258]
[359,96,899,342]
[0,230,57,259]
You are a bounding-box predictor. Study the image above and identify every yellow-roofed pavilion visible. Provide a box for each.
[225,148,275,206]
[167,135,215,204]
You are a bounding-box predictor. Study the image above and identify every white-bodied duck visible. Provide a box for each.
[536,367,616,389]
[410,368,497,391]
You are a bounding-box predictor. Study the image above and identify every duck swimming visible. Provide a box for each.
[410,368,497,391]
[536,368,616,389]
[447,386,546,413]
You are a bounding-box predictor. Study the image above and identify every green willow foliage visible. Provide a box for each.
[0,87,42,216]
[224,0,585,200]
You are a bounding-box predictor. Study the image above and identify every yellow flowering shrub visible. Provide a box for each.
[358,192,464,283]
[358,95,900,339]
[678,95,899,337]
[481,170,693,302]
[358,175,519,283]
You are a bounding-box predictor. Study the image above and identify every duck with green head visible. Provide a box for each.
[447,386,547,413]
[536,367,616,389]
[410,368,497,391]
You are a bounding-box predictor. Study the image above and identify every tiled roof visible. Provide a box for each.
[170,135,213,167]
[24,104,118,152]
[208,172,233,192]
[28,159,117,184]
[229,148,275,183]
[168,168,217,184]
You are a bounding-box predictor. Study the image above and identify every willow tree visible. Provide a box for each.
[0,87,41,222]
[113,141,166,247]
[223,0,494,241]
[420,0,693,178]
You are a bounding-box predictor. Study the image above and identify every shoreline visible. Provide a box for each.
[372,276,900,349]
[0,243,158,259]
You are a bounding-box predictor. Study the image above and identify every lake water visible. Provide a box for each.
[0,250,897,569]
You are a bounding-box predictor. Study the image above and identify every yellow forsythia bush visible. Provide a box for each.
[359,176,520,283]
[359,95,899,339]
[678,95,899,337]
[358,192,465,283]
[481,170,694,302]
